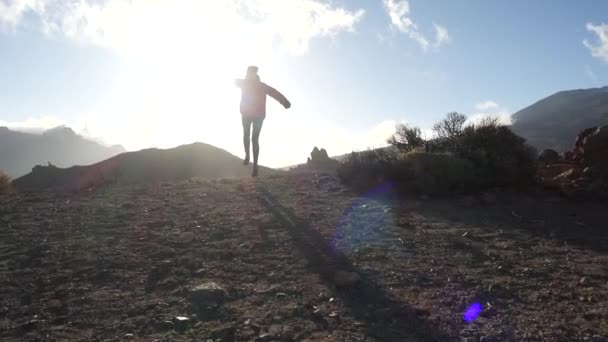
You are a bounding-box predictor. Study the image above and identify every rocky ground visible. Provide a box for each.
[1,172,608,341]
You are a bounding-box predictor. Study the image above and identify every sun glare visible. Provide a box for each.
[103,1,278,151]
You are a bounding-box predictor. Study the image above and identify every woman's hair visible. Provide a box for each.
[246,66,260,81]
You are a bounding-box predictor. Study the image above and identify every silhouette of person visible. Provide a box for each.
[235,66,291,177]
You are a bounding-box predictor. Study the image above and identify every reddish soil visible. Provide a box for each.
[1,172,607,341]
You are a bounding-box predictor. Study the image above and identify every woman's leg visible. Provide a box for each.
[242,116,252,165]
[251,118,264,176]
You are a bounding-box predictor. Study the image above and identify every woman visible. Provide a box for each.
[235,66,291,177]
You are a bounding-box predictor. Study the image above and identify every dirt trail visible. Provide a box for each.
[1,172,607,341]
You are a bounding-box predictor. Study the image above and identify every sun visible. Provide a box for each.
[101,1,281,153]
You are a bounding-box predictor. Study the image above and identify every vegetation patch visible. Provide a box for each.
[339,113,537,195]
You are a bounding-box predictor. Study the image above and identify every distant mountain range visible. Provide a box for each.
[4,85,607,180]
[511,86,608,152]
[0,126,125,178]
[14,142,275,191]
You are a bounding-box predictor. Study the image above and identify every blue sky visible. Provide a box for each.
[1,0,607,167]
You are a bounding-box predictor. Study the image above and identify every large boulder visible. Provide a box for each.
[575,127,597,153]
[308,147,331,164]
[297,147,340,172]
[581,125,608,173]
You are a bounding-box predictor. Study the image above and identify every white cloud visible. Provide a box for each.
[0,0,45,28]
[475,100,499,111]
[584,22,608,63]
[433,23,449,48]
[585,65,598,81]
[382,0,449,50]
[469,101,512,126]
[0,0,365,56]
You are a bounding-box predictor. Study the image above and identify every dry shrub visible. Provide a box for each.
[391,113,537,189]
[337,149,397,192]
[452,121,537,188]
[397,151,478,194]
[338,150,478,195]
[340,113,537,195]
[0,171,13,194]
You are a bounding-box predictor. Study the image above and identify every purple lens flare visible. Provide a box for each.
[464,302,483,323]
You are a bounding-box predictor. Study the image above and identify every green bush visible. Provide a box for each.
[338,150,478,195]
[390,113,537,188]
[450,121,537,188]
[0,171,13,194]
[339,113,537,195]
[337,149,397,191]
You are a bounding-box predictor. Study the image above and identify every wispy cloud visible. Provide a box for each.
[382,0,449,50]
[0,0,365,56]
[0,116,65,133]
[584,22,608,63]
[585,65,598,82]
[0,0,44,28]
[475,100,499,111]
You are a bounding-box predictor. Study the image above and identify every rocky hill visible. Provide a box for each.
[511,86,608,152]
[14,142,275,191]
[0,126,125,178]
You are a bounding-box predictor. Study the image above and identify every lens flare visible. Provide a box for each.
[329,182,395,256]
[464,303,482,323]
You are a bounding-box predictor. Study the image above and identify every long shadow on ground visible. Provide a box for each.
[256,185,450,342]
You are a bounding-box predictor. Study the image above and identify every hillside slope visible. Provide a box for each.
[511,86,608,151]
[14,142,274,191]
[1,173,607,340]
[0,126,125,178]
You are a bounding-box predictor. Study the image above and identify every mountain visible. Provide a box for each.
[0,126,125,178]
[510,86,608,152]
[14,142,275,191]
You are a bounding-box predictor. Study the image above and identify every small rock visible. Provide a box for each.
[189,282,228,306]
[480,336,500,342]
[123,333,135,339]
[240,327,256,338]
[255,333,278,342]
[580,277,589,286]
[461,337,480,342]
[173,316,190,332]
[157,320,175,331]
[47,299,63,311]
[210,325,236,341]
[16,320,39,335]
[268,324,282,335]
[332,271,361,287]
[20,294,32,306]
[275,292,287,298]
